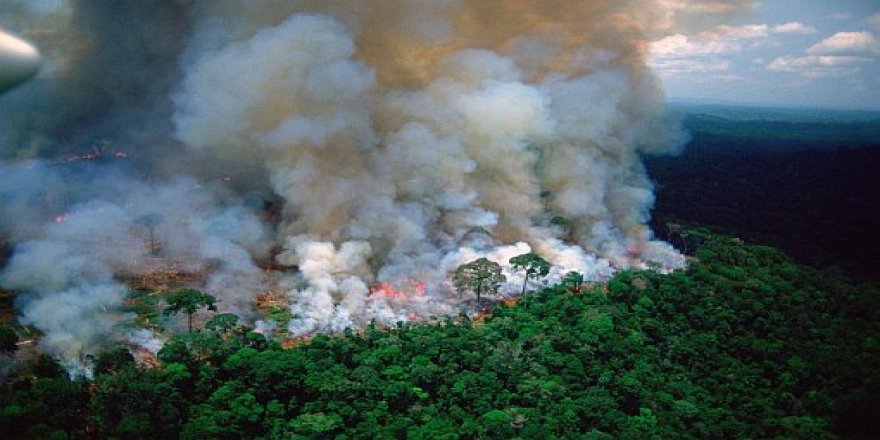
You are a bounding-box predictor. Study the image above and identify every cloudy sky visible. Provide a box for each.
[651,0,880,109]
[2,1,876,110]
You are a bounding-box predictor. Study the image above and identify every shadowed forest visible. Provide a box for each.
[649,105,880,281]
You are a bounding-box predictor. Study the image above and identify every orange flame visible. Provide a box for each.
[55,143,129,164]
[366,279,426,302]
[367,283,409,302]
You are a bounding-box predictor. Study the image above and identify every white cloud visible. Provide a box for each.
[768,55,863,71]
[705,24,769,40]
[767,55,866,79]
[768,31,879,82]
[651,24,770,58]
[650,23,774,79]
[650,58,732,74]
[831,12,852,21]
[772,22,817,35]
[808,31,880,57]
[651,34,729,57]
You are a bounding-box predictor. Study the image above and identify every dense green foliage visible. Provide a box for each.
[454,257,506,301]
[509,253,551,295]
[1,231,879,439]
[163,288,219,333]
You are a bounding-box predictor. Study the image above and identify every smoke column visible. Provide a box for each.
[0,0,755,372]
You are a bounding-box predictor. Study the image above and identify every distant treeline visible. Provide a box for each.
[648,111,880,281]
[680,114,880,152]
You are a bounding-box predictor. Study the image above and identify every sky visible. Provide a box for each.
[1,1,877,110]
[650,0,880,109]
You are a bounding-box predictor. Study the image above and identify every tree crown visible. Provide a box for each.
[509,252,550,277]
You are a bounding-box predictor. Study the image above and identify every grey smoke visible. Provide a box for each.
[0,1,755,371]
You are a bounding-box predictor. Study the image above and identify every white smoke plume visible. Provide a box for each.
[172,2,693,335]
[0,166,270,372]
[0,1,754,369]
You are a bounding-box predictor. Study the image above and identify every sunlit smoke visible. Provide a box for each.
[0,0,755,373]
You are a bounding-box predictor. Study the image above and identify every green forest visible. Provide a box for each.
[647,111,880,281]
[3,229,878,439]
[3,2,880,438]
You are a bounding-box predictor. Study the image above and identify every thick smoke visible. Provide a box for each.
[0,1,753,372]
[172,3,688,334]
[0,164,270,372]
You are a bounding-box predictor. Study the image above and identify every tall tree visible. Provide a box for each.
[163,288,217,332]
[509,253,551,295]
[453,258,506,302]
[562,271,584,292]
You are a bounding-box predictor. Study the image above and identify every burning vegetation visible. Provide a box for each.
[0,0,761,374]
